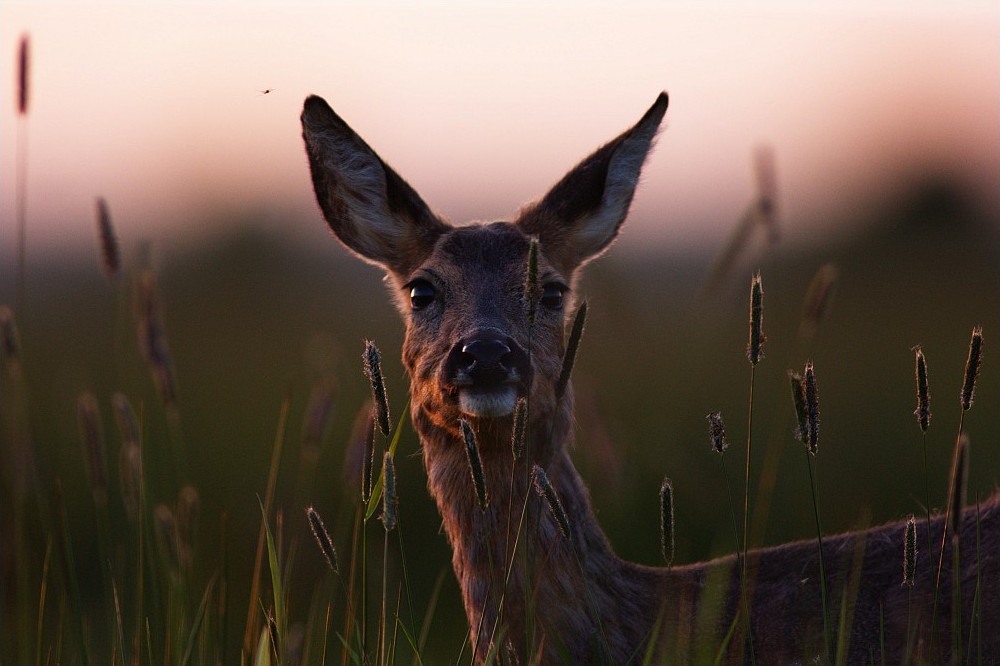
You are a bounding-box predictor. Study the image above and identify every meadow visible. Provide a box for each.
[2,169,997,663]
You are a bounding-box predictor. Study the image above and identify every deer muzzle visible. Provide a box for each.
[444,332,530,417]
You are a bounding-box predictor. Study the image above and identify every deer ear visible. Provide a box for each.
[301,95,450,276]
[517,92,668,273]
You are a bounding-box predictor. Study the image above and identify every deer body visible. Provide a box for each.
[301,93,999,663]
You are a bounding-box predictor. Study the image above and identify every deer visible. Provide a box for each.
[300,91,999,664]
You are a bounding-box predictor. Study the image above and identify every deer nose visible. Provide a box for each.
[445,333,530,389]
[461,339,511,368]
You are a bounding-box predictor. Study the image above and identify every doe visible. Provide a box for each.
[301,92,998,664]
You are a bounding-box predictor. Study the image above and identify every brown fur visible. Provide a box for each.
[301,92,998,664]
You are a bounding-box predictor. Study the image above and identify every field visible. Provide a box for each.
[2,175,998,663]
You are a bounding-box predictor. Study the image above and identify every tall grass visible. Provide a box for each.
[2,243,993,664]
[1,50,994,661]
[2,186,994,665]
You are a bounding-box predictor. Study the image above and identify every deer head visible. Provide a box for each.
[301,93,667,440]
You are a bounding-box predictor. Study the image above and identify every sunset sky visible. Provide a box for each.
[1,2,997,260]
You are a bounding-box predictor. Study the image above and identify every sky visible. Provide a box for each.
[1,2,998,261]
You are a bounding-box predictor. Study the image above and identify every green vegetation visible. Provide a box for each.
[1,192,997,664]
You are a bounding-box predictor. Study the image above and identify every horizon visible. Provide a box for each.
[1,2,997,266]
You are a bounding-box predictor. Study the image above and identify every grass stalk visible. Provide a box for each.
[54,479,91,666]
[417,569,447,658]
[912,346,934,579]
[717,442,754,664]
[933,327,982,654]
[951,535,961,666]
[740,361,759,666]
[242,398,290,659]
[34,535,54,666]
[522,237,541,656]
[380,531,389,665]
[486,479,532,659]
[259,500,285,663]
[742,366,755,568]
[708,409,755,660]
[530,464,612,662]
[805,453,832,662]
[970,498,982,665]
[902,515,917,664]
[362,506,369,664]
[380,452,398,665]
[393,520,421,665]
[950,437,969,665]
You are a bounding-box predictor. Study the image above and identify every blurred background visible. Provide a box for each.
[2,2,998,663]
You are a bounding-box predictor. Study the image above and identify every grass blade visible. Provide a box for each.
[257,498,284,663]
[180,575,217,666]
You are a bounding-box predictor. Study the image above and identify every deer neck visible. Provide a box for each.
[411,395,661,662]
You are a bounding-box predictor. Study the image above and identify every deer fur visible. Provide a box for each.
[301,92,999,664]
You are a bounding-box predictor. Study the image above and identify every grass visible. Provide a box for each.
[2,212,998,663]
[2,74,998,661]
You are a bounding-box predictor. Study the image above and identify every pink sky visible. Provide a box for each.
[1,2,997,259]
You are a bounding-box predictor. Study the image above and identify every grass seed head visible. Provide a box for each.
[799,263,839,341]
[112,393,140,447]
[0,305,23,381]
[95,197,120,280]
[787,370,808,444]
[913,346,931,433]
[118,443,142,524]
[135,271,178,405]
[803,362,820,455]
[17,35,29,116]
[753,145,779,242]
[381,452,398,532]
[306,506,339,574]
[555,301,587,400]
[363,340,391,436]
[460,418,489,511]
[175,486,199,572]
[112,393,142,524]
[154,503,181,577]
[532,464,570,539]
[747,272,764,365]
[524,237,542,324]
[302,377,335,457]
[902,514,917,588]
[707,411,728,454]
[77,392,108,504]
[511,396,528,461]
[660,477,675,566]
[960,326,983,412]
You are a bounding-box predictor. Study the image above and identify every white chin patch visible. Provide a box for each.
[459,387,517,418]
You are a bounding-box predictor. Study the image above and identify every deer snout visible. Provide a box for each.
[444,333,530,417]
[449,335,526,386]
[461,338,511,370]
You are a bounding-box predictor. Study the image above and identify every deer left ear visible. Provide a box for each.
[301,95,450,277]
[517,92,668,274]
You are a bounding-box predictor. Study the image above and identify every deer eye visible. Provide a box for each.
[540,284,565,311]
[407,279,436,310]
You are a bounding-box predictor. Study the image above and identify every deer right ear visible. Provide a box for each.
[517,92,668,275]
[301,95,450,276]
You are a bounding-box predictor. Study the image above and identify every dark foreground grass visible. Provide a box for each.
[0,206,997,664]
